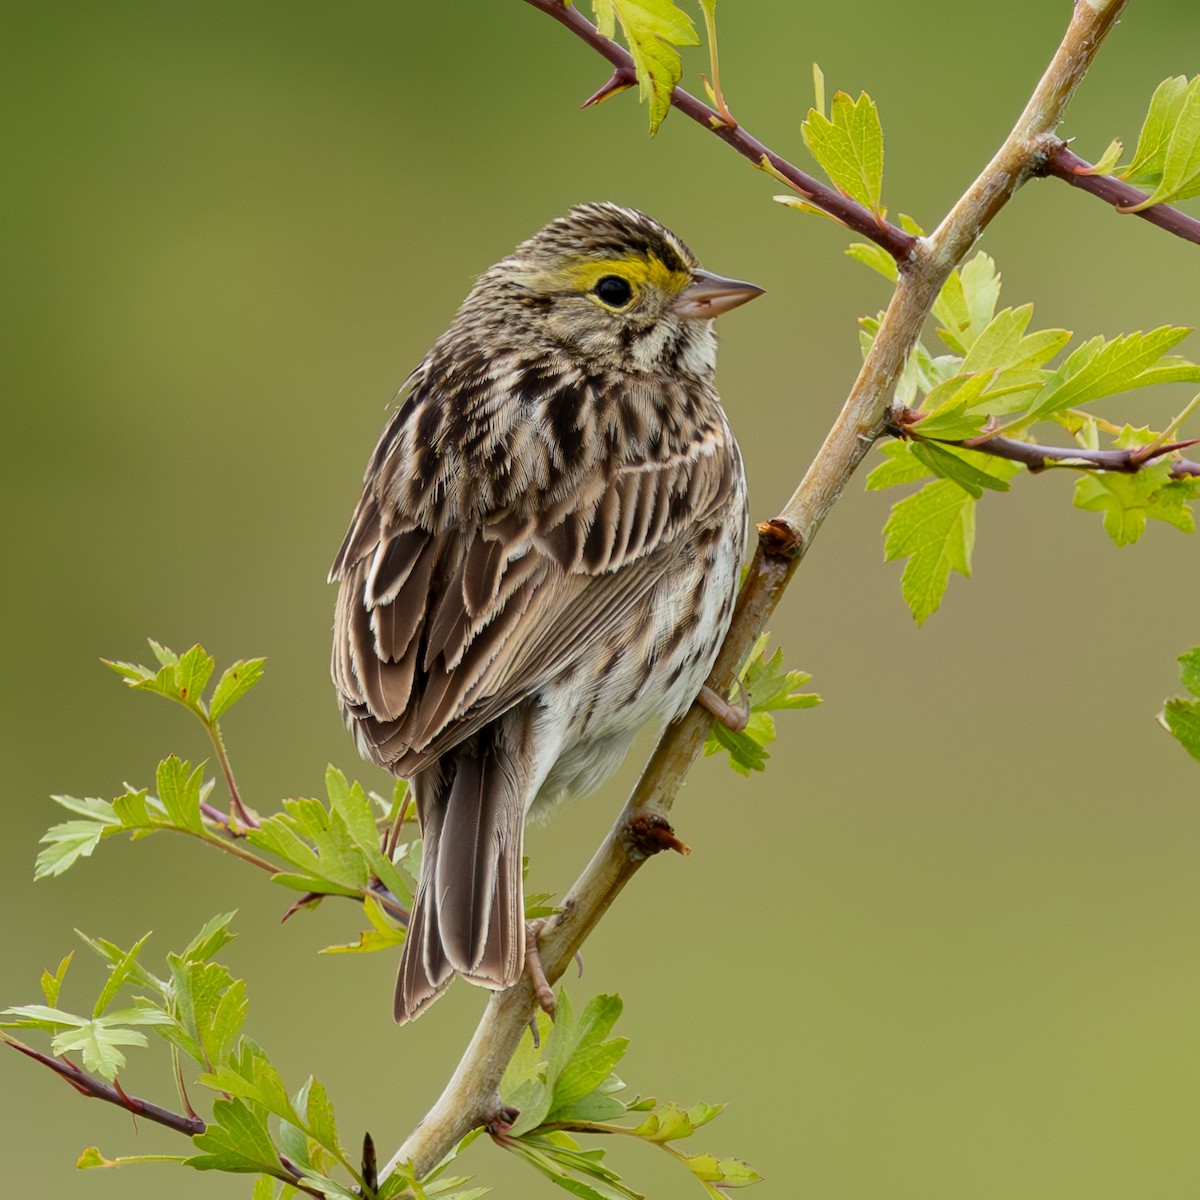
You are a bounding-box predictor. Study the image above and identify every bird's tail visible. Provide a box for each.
[394,733,526,1023]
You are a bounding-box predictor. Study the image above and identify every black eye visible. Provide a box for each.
[593,275,633,307]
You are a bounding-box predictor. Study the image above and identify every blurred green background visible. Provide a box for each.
[4,2,1200,1197]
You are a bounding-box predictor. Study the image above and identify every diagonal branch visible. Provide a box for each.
[1041,143,1200,247]
[4,1036,205,1137]
[521,0,918,262]
[381,0,1132,1183]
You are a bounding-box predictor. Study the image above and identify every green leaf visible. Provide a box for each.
[169,953,249,1069]
[802,89,885,215]
[1125,77,1200,209]
[883,479,976,624]
[703,638,820,775]
[176,645,216,712]
[320,893,406,955]
[182,911,240,964]
[910,442,1013,498]
[1178,647,1200,698]
[1123,76,1191,185]
[959,306,1071,382]
[75,929,167,996]
[248,797,370,897]
[93,932,153,1018]
[105,641,215,715]
[591,0,699,135]
[209,658,267,721]
[844,241,898,281]
[1084,137,1124,176]
[35,817,113,879]
[866,441,935,491]
[1029,328,1199,420]
[681,1152,763,1189]
[76,1146,190,1170]
[933,254,1001,355]
[306,1078,343,1159]
[188,1097,283,1175]
[325,767,414,906]
[40,953,73,1006]
[156,756,207,833]
[1072,462,1198,546]
[0,1005,173,1081]
[1163,696,1200,761]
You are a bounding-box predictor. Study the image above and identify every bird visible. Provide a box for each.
[329,202,762,1023]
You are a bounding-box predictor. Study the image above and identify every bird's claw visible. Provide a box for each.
[697,683,750,733]
[525,919,556,1018]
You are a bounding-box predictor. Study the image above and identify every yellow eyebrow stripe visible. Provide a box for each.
[567,255,691,293]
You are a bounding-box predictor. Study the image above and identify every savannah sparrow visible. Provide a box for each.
[330,203,761,1022]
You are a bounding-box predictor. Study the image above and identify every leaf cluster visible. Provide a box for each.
[39,642,419,957]
[499,991,761,1198]
[1090,75,1200,210]
[704,634,820,775]
[2,917,483,1199]
[851,249,1200,622]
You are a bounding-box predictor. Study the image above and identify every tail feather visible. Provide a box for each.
[462,813,525,988]
[394,732,526,1023]
[394,787,453,1024]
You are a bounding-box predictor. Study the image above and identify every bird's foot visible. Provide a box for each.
[697,683,749,733]
[525,919,556,1019]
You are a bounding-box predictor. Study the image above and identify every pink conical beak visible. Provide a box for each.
[674,269,764,319]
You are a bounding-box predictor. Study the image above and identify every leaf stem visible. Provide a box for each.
[181,826,278,874]
[203,718,257,829]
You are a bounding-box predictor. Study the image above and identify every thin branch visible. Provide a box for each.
[947,431,1200,477]
[521,0,918,262]
[4,1037,205,1137]
[1041,143,1200,248]
[381,0,1131,1184]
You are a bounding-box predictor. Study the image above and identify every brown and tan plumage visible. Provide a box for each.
[330,203,761,1022]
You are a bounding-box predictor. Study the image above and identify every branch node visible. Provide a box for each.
[624,811,690,860]
[484,1102,521,1135]
[755,517,804,561]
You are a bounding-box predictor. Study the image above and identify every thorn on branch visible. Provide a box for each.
[280,891,323,923]
[582,67,636,108]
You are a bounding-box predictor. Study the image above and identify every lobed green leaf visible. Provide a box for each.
[883,480,976,624]
[1072,462,1198,546]
[209,658,267,721]
[802,89,885,215]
